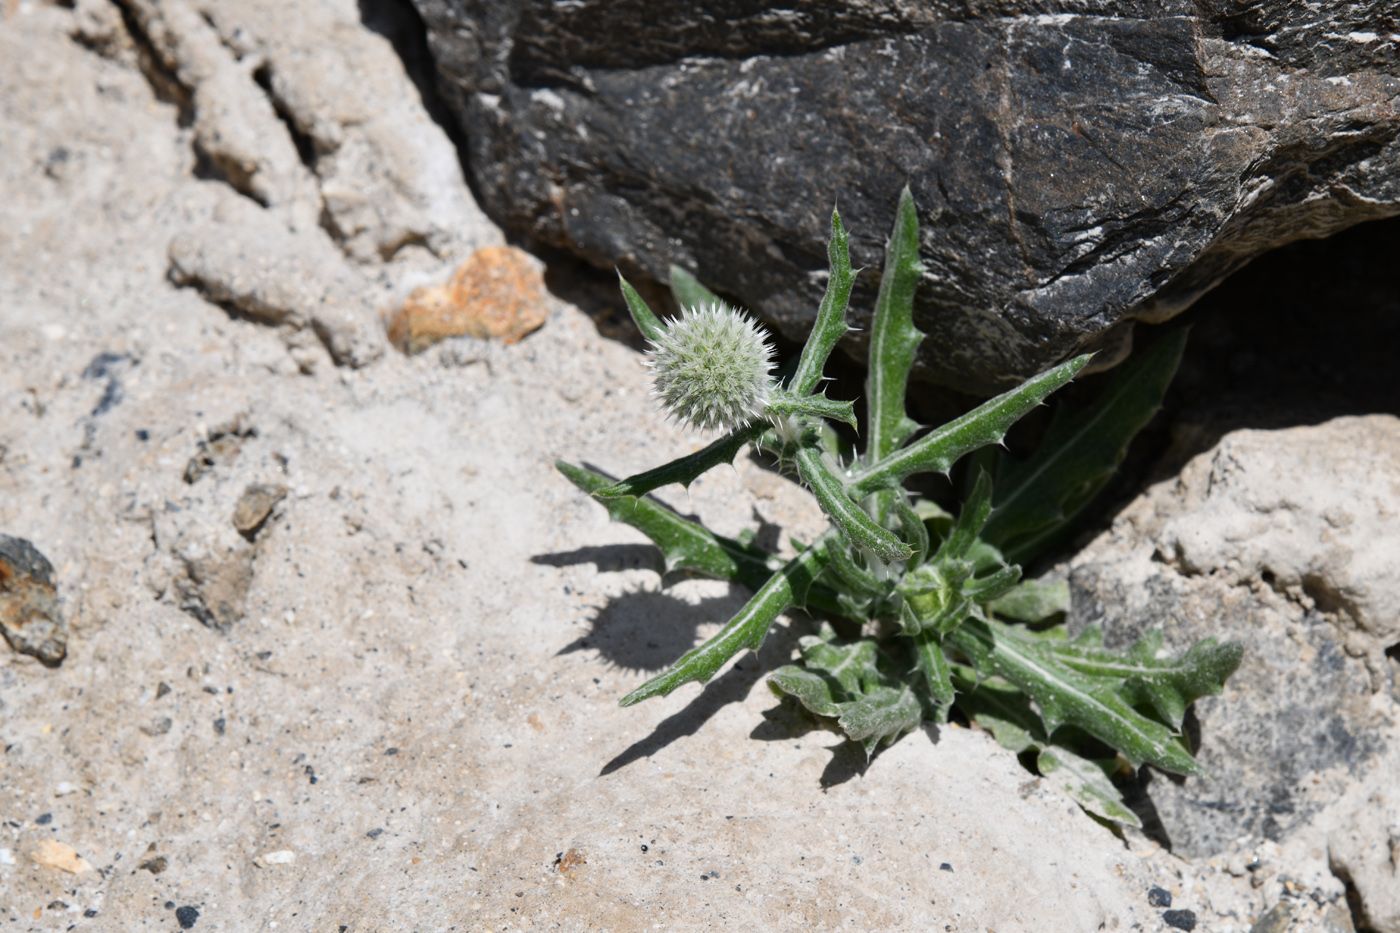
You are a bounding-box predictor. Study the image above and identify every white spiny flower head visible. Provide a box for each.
[646,302,777,432]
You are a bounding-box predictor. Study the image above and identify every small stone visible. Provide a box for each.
[939,862,954,872]
[1147,887,1172,908]
[35,813,52,825]
[1162,909,1197,931]
[140,717,173,737]
[29,840,93,874]
[232,484,288,540]
[1248,902,1293,933]
[156,682,171,699]
[54,782,78,797]
[84,909,98,918]
[365,828,384,840]
[139,856,169,874]
[0,848,15,865]
[261,849,295,864]
[213,718,226,735]
[387,246,549,354]
[0,535,66,666]
[175,905,199,929]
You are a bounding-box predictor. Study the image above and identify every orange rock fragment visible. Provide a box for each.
[30,840,94,874]
[388,246,548,354]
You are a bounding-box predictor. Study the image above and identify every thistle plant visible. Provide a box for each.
[558,190,1242,826]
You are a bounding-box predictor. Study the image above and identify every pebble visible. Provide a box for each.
[1147,887,1172,907]
[175,905,200,929]
[0,848,14,865]
[0,534,67,667]
[1163,909,1197,931]
[140,717,173,737]
[54,782,78,797]
[29,839,93,874]
[232,484,288,540]
[261,850,295,865]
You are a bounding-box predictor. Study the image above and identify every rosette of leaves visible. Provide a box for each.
[557,189,1242,827]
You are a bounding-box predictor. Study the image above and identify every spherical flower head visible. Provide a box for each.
[646,302,777,432]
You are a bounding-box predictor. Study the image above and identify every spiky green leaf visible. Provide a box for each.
[594,425,764,499]
[795,446,912,564]
[791,208,856,396]
[557,460,775,586]
[766,391,858,431]
[618,273,667,343]
[949,618,1204,775]
[910,629,955,720]
[840,685,923,755]
[845,355,1092,500]
[865,186,925,461]
[985,329,1188,562]
[620,540,830,706]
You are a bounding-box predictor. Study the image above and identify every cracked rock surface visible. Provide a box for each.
[412,0,1400,393]
[0,2,1394,932]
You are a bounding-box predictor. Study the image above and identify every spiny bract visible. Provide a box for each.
[646,302,776,432]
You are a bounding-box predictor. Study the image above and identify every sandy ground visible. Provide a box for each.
[0,3,1390,932]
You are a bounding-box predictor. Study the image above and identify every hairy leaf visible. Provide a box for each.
[618,273,667,343]
[865,186,925,462]
[795,446,912,564]
[594,425,764,499]
[767,392,858,431]
[669,264,723,312]
[620,540,830,706]
[985,329,1187,562]
[1051,626,1244,729]
[791,208,856,396]
[910,629,955,721]
[987,578,1071,624]
[557,460,776,586]
[1037,746,1142,828]
[845,355,1092,500]
[950,618,1204,775]
[840,685,923,754]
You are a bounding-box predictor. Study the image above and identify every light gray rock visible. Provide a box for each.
[1069,416,1400,863]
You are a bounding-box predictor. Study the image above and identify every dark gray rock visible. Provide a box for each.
[1066,416,1400,858]
[412,0,1400,393]
[0,534,66,667]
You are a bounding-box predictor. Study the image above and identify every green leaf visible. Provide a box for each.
[669,264,723,312]
[594,424,765,499]
[823,533,886,600]
[791,208,856,396]
[952,667,1047,753]
[984,329,1188,563]
[1049,627,1244,730]
[949,618,1204,775]
[894,499,930,570]
[620,540,830,706]
[794,446,912,564]
[845,355,1092,500]
[618,273,667,343]
[557,460,775,586]
[769,634,920,754]
[839,685,923,755]
[987,578,1071,624]
[1036,746,1142,828]
[864,186,925,462]
[933,469,993,564]
[766,391,858,431]
[910,629,955,721]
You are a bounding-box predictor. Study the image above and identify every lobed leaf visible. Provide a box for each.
[910,629,955,721]
[839,685,923,755]
[618,273,667,343]
[1050,626,1244,730]
[984,329,1188,563]
[949,618,1204,775]
[791,208,856,396]
[864,186,926,462]
[620,539,830,706]
[845,355,1092,500]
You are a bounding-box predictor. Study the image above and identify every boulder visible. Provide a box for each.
[411,0,1400,392]
[1068,416,1400,865]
